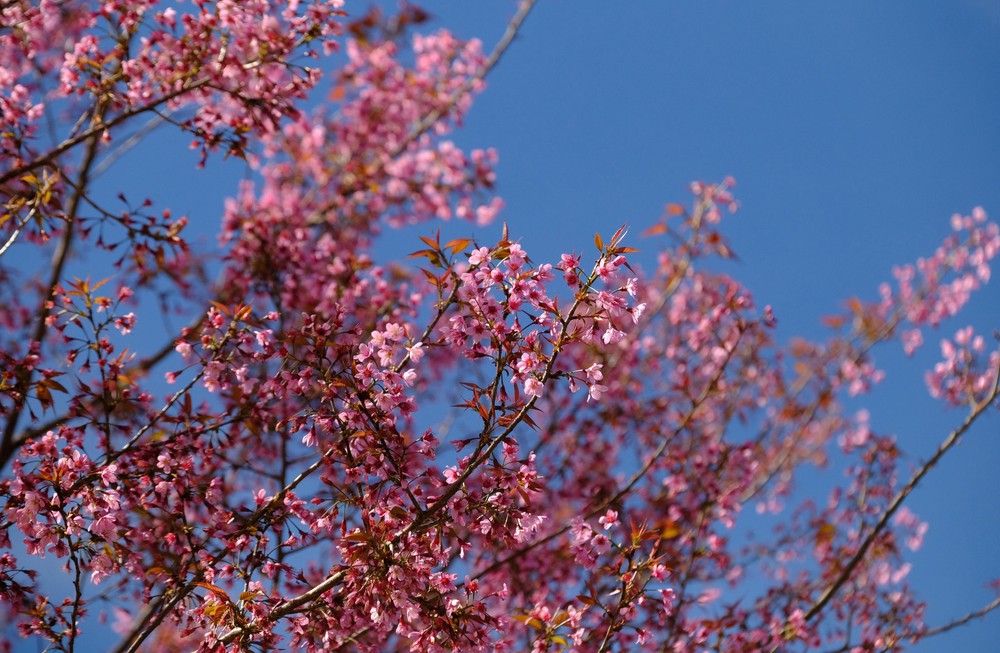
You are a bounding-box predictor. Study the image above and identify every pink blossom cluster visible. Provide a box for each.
[1,3,999,653]
[881,207,999,351]
[926,326,1000,407]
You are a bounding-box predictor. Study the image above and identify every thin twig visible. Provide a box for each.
[908,594,1000,641]
[92,111,172,178]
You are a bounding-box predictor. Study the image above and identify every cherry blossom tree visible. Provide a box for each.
[1,1,998,652]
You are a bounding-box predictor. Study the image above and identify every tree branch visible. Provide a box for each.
[906,594,1000,642]
[0,130,101,469]
[803,359,1000,624]
[0,83,206,187]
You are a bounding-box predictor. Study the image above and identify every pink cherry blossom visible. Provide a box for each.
[0,3,996,652]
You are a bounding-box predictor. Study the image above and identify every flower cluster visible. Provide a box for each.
[1,3,998,653]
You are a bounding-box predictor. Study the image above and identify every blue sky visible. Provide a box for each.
[9,1,1000,651]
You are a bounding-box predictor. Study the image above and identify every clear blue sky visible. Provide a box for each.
[12,2,1000,651]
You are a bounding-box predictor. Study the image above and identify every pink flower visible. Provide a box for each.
[100,464,118,486]
[90,553,114,585]
[469,246,490,266]
[407,342,425,362]
[587,382,608,402]
[602,327,625,345]
[115,312,136,335]
[175,341,194,361]
[591,532,611,554]
[901,328,923,356]
[506,243,527,271]
[558,253,579,270]
[523,376,543,398]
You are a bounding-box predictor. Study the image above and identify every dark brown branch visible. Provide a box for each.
[0,82,206,187]
[0,130,101,469]
[803,360,1000,624]
[821,594,1000,653]
[907,594,1000,642]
